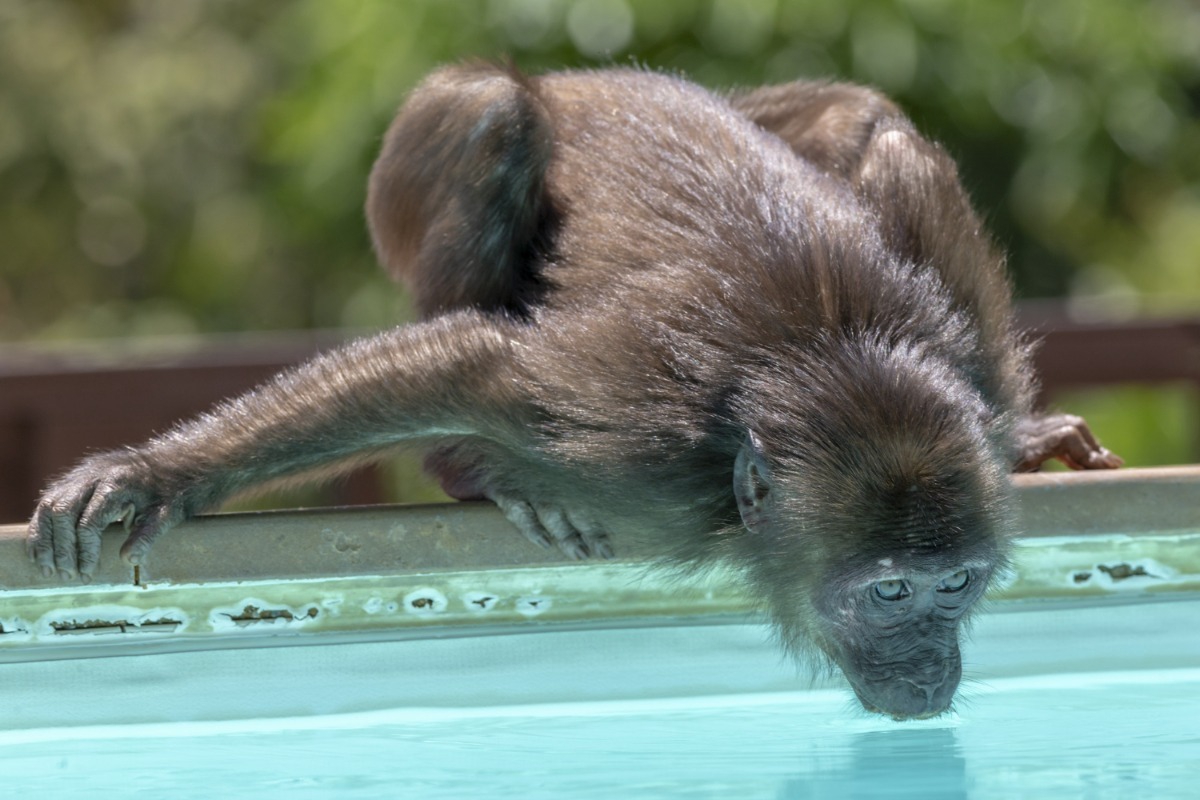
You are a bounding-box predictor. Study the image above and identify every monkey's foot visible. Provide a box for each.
[489,492,614,560]
[1013,414,1123,472]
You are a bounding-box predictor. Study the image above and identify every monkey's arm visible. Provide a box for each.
[28,313,525,580]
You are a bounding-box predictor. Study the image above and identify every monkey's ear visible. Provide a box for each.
[734,430,774,532]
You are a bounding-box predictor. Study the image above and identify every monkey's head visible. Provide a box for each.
[732,342,1013,720]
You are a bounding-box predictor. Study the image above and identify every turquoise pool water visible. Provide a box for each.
[4,670,1199,798]
[1,598,1197,798]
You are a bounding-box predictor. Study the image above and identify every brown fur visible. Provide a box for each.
[29,64,1119,718]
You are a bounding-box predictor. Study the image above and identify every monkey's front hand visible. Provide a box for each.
[1013,414,1123,472]
[27,448,194,581]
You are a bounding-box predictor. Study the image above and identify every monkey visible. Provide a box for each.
[27,63,1120,720]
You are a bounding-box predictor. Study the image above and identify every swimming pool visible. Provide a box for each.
[0,600,1197,798]
[0,468,1197,797]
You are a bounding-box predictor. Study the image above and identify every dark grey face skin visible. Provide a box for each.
[29,64,1119,719]
[735,430,1002,719]
[829,566,982,719]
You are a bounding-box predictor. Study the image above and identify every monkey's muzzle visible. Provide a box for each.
[848,652,962,721]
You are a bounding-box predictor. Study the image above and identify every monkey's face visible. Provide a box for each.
[734,430,1008,720]
[811,560,992,720]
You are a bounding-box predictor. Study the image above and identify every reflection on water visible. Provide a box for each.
[780,728,968,800]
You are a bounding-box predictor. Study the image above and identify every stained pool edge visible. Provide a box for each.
[0,466,1196,658]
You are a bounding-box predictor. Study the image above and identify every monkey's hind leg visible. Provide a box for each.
[419,444,612,558]
[489,489,614,560]
[729,80,901,179]
[367,62,554,318]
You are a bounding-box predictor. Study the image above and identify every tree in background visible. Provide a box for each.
[1,0,1197,470]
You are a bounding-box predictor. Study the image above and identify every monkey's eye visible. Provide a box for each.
[936,570,970,593]
[873,580,910,601]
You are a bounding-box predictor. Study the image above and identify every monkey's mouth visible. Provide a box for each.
[847,672,959,721]
[854,686,955,724]
[837,645,962,721]
[859,696,952,722]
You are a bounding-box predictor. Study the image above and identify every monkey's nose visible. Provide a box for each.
[875,680,946,720]
[898,679,957,720]
[856,661,961,720]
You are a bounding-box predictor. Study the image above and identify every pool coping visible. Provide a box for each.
[0,466,1196,657]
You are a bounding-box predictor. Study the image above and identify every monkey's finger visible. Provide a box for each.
[492,493,555,550]
[119,505,180,566]
[1025,425,1116,472]
[1065,419,1123,469]
[1054,416,1113,465]
[75,505,128,582]
[45,485,97,581]
[76,489,142,579]
[1014,414,1122,472]
[536,506,590,560]
[566,509,614,559]
[50,508,82,581]
[1051,421,1121,470]
[28,482,95,579]
[27,504,59,578]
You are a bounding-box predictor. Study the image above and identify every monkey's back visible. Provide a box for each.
[368,65,1032,558]
[522,71,960,412]
[534,70,873,314]
[526,69,1029,454]
[492,73,967,544]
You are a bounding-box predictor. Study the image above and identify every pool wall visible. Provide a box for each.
[0,466,1196,730]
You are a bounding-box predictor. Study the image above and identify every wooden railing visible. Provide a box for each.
[3,308,1199,523]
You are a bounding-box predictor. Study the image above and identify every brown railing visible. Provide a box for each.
[1017,304,1200,394]
[3,307,1199,523]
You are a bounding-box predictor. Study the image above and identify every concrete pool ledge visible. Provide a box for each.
[0,466,1196,657]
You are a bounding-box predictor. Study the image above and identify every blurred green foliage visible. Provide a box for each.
[0,0,1198,468]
